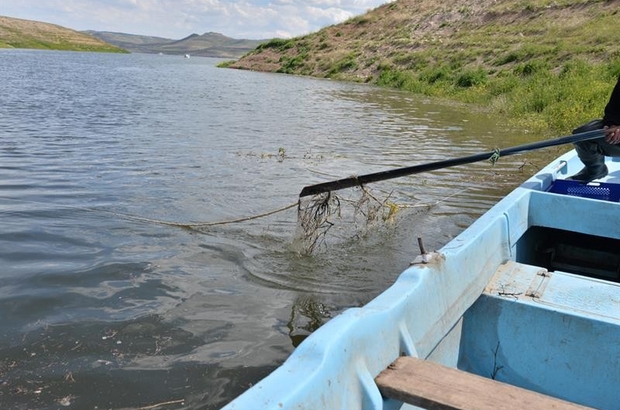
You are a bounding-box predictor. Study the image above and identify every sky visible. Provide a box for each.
[0,0,393,40]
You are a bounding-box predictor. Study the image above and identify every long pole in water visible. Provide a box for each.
[299,129,606,198]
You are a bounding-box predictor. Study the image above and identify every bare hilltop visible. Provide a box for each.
[86,31,266,58]
[0,15,266,58]
[0,15,125,52]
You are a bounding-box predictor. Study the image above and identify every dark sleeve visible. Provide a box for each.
[603,76,620,126]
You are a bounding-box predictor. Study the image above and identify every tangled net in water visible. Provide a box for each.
[296,191,341,255]
[295,186,401,255]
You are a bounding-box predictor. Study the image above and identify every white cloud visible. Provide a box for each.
[305,5,353,24]
[0,0,392,39]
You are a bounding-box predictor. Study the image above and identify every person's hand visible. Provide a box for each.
[604,126,620,144]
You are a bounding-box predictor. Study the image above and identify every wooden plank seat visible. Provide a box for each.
[375,356,592,410]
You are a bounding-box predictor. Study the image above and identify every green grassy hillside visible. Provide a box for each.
[0,15,126,53]
[226,0,620,134]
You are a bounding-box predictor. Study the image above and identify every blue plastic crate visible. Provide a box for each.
[547,179,620,202]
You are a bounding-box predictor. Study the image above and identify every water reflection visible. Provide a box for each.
[287,295,334,347]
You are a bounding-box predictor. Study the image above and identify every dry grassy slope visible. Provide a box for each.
[0,15,125,52]
[229,0,618,81]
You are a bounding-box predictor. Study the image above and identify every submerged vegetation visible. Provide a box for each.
[225,0,620,135]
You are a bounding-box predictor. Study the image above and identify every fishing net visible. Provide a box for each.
[294,185,403,255]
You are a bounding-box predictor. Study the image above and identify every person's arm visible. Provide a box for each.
[604,77,620,143]
[605,126,620,144]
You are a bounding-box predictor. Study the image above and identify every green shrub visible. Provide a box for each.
[257,38,295,52]
[455,69,487,87]
[328,54,358,76]
[607,56,620,78]
[420,66,451,84]
[514,60,550,77]
[278,54,307,73]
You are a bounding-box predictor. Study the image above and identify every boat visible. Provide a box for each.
[222,148,620,410]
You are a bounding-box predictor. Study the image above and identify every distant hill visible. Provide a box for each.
[0,15,125,52]
[87,31,268,58]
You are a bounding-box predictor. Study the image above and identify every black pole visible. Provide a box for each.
[299,129,605,198]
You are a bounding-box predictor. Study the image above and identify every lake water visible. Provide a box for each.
[0,49,563,409]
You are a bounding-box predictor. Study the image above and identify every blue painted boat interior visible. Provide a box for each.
[458,262,619,409]
[222,151,620,410]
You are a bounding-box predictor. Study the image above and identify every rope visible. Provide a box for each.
[488,148,501,165]
[1,185,469,235]
[0,196,299,229]
[131,202,299,229]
